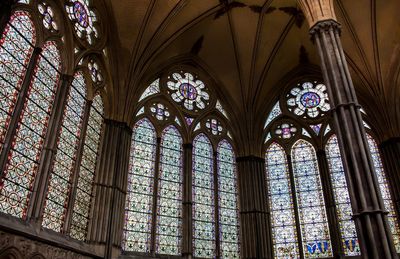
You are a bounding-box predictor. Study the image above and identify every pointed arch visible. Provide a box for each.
[192,133,215,258]
[123,118,157,252]
[291,139,332,258]
[217,139,240,258]
[265,142,299,258]
[156,125,183,255]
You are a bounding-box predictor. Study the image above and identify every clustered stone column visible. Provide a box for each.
[297,0,398,257]
[236,156,272,259]
[87,120,132,259]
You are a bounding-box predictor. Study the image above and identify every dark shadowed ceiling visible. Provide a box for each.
[101,0,400,149]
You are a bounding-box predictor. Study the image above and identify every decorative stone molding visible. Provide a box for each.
[309,19,341,36]
[0,231,91,259]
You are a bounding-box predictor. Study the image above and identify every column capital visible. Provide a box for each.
[297,0,336,28]
[309,19,341,37]
[104,119,132,134]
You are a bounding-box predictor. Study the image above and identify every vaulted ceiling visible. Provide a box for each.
[101,0,400,147]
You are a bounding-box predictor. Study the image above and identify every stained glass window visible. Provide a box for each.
[216,100,228,119]
[1,41,60,219]
[325,135,360,255]
[167,72,209,111]
[38,2,58,32]
[70,94,104,240]
[287,82,330,118]
[156,126,183,255]
[42,72,87,232]
[150,103,170,121]
[266,143,299,258]
[217,140,240,258]
[192,134,215,258]
[291,140,332,258]
[366,134,400,252]
[123,118,156,252]
[205,118,223,136]
[65,0,98,44]
[264,101,281,129]
[139,79,160,102]
[275,123,297,139]
[87,59,103,83]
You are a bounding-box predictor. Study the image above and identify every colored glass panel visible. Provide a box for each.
[192,134,215,258]
[1,41,60,219]
[139,79,160,102]
[123,118,156,252]
[367,134,400,252]
[217,140,240,258]
[42,72,86,232]
[325,135,360,255]
[264,101,281,129]
[65,0,98,44]
[69,95,103,240]
[291,140,332,258]
[266,143,299,258]
[156,126,183,255]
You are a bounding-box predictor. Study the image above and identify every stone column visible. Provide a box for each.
[182,143,193,259]
[316,150,343,257]
[27,74,73,222]
[0,0,17,37]
[236,156,272,259]
[87,119,132,259]
[380,138,400,226]
[297,0,398,257]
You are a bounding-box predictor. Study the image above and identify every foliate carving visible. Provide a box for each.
[309,19,341,37]
[0,231,91,259]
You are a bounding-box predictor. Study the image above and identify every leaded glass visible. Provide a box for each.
[266,143,299,258]
[156,126,183,255]
[275,123,297,139]
[65,0,98,44]
[38,2,58,32]
[1,41,60,219]
[123,118,156,252]
[287,82,330,118]
[139,79,160,102]
[366,134,400,252]
[87,59,103,83]
[42,72,86,232]
[193,134,215,258]
[325,135,360,256]
[70,95,103,240]
[150,103,170,121]
[167,72,209,111]
[0,11,35,154]
[264,101,281,129]
[310,124,322,135]
[205,118,223,136]
[291,140,332,258]
[217,140,240,258]
[216,100,228,119]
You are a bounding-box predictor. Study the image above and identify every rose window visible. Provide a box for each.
[38,2,58,31]
[150,103,170,121]
[205,118,223,136]
[66,0,98,44]
[88,60,103,83]
[275,123,297,139]
[167,72,209,111]
[287,82,330,118]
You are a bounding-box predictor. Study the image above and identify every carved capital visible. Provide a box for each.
[297,0,337,28]
[309,19,341,37]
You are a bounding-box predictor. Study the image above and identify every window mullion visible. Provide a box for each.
[213,151,220,258]
[63,101,92,234]
[27,74,73,222]
[182,143,193,257]
[286,154,305,259]
[150,136,162,255]
[0,47,41,175]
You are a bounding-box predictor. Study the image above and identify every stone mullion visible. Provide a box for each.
[304,16,397,257]
[237,156,272,259]
[182,143,193,258]
[150,137,162,255]
[0,47,41,174]
[27,74,73,223]
[213,151,220,258]
[316,150,343,257]
[86,120,132,259]
[63,101,91,234]
[286,155,304,259]
[0,0,17,37]
[380,138,400,228]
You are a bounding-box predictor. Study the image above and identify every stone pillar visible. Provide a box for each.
[182,143,193,259]
[297,0,398,257]
[236,156,272,259]
[87,119,132,259]
[28,74,73,222]
[380,138,400,226]
[0,0,17,37]
[316,150,343,257]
